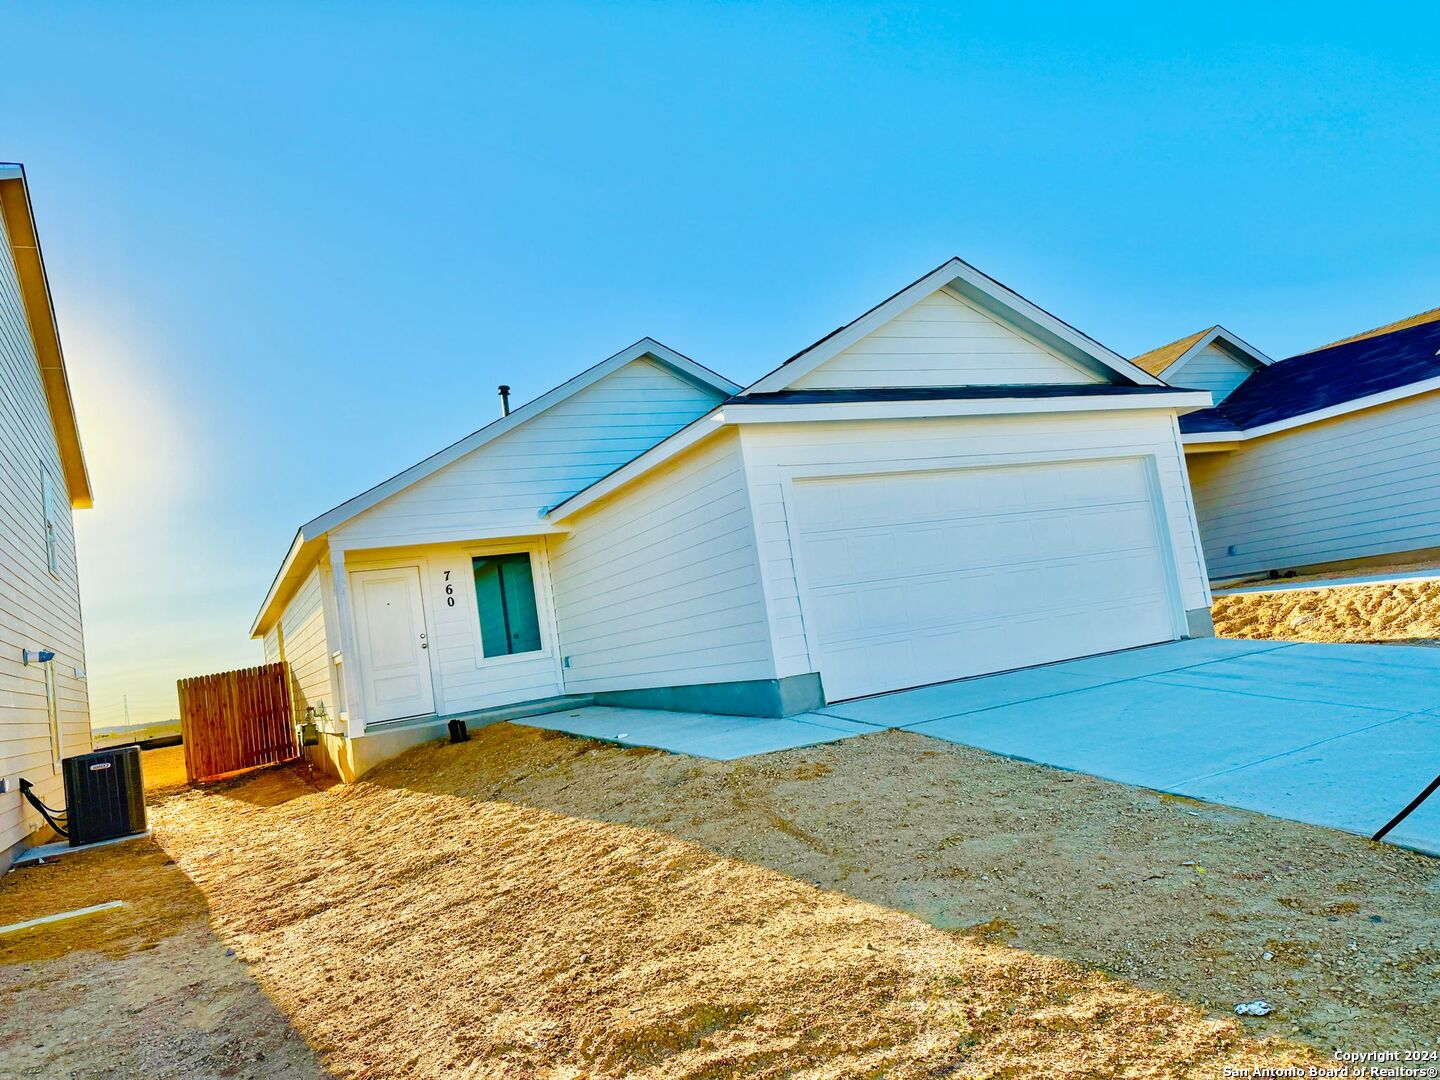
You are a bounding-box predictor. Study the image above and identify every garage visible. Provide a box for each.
[790,456,1182,700]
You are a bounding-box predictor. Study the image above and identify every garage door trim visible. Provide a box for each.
[781,453,1186,701]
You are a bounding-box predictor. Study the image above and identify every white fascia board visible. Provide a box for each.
[328,521,573,558]
[718,391,1214,426]
[745,258,1163,394]
[1181,375,1440,445]
[545,408,728,523]
[302,338,737,538]
[1159,326,1273,380]
[250,530,312,638]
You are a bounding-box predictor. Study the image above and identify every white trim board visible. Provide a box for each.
[717,391,1212,426]
[1182,376,1440,445]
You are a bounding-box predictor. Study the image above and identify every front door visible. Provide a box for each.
[352,566,435,723]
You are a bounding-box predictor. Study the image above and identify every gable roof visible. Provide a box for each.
[546,260,1208,524]
[0,164,92,508]
[1180,316,1440,437]
[744,257,1165,394]
[251,338,738,635]
[1132,325,1272,380]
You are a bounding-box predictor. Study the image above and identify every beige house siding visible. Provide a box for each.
[1188,390,1440,578]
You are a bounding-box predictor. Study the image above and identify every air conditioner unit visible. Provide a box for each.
[62,746,147,845]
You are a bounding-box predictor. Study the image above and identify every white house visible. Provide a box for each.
[253,258,1215,780]
[0,164,94,871]
[1136,309,1440,581]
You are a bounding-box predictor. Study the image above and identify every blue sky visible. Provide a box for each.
[5,2,1439,727]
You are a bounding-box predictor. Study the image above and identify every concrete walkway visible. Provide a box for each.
[515,638,1440,855]
[817,638,1440,856]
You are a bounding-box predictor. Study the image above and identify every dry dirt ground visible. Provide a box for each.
[1214,559,1440,644]
[4,723,1437,1078]
[0,753,326,1078]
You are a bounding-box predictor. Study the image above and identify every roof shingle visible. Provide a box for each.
[1177,317,1440,434]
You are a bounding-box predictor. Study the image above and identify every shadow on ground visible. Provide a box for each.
[129,725,1440,1078]
[0,834,328,1078]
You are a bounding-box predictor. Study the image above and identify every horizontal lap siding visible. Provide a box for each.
[741,412,1208,679]
[1166,344,1254,403]
[278,566,336,721]
[0,207,90,855]
[1189,391,1440,577]
[346,543,562,719]
[262,626,281,664]
[789,290,1099,389]
[548,430,775,692]
[333,359,725,548]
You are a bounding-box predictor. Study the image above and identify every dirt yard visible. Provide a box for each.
[4,733,1436,1077]
[1214,561,1440,644]
[0,750,326,1078]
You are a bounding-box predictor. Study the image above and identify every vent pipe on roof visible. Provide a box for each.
[498,384,511,416]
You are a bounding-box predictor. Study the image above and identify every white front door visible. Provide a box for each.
[791,457,1180,701]
[352,566,435,723]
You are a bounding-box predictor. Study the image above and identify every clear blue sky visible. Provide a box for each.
[5,3,1438,728]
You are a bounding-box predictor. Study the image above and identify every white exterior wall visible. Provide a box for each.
[277,564,337,721]
[0,206,91,856]
[332,358,726,549]
[740,411,1210,679]
[790,290,1100,390]
[547,429,775,692]
[1189,391,1440,578]
[1166,343,1255,403]
[344,540,563,721]
[262,626,281,665]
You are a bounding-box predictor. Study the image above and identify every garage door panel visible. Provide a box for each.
[793,458,1179,701]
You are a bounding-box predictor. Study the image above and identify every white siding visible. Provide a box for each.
[262,625,281,664]
[277,565,337,721]
[1166,343,1255,403]
[0,205,90,857]
[740,411,1209,679]
[547,429,775,692]
[345,541,563,722]
[333,358,726,548]
[789,289,1101,390]
[1189,391,1440,578]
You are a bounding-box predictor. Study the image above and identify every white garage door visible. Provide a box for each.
[791,457,1180,701]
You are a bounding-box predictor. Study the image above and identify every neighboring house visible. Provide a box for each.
[1136,310,1440,581]
[253,258,1214,780]
[0,164,94,871]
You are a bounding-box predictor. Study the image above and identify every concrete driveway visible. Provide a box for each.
[817,638,1440,856]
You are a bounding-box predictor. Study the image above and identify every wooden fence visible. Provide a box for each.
[177,662,298,782]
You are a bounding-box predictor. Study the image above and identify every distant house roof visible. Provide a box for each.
[1131,325,1272,382]
[0,164,91,508]
[1178,315,1440,436]
[1132,327,1213,377]
[1300,304,1440,354]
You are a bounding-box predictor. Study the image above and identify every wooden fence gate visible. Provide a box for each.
[177,662,298,782]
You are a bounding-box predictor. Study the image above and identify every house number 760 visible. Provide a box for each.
[443,569,455,606]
